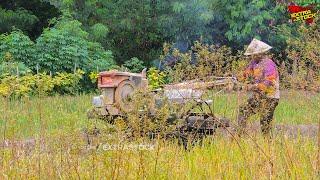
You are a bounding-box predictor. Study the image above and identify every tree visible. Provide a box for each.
[45,0,215,64]
[90,0,164,64]
[0,0,60,39]
[207,0,286,48]
[158,0,214,43]
[123,57,145,73]
[0,8,38,35]
[35,14,115,73]
[0,30,36,67]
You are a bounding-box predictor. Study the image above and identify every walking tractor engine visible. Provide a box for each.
[89,69,148,119]
[87,69,236,147]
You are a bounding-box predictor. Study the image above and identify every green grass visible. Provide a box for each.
[0,90,318,139]
[210,90,320,124]
[0,90,319,179]
[0,95,91,139]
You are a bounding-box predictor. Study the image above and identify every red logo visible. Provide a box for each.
[288,4,317,24]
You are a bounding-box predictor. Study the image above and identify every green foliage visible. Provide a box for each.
[207,0,285,47]
[86,42,115,72]
[0,0,60,39]
[42,0,296,64]
[35,16,88,72]
[94,0,164,64]
[90,23,109,41]
[0,70,84,97]
[293,0,320,9]
[0,14,116,92]
[0,8,39,34]
[88,71,99,83]
[35,15,115,73]
[0,52,31,76]
[123,57,145,73]
[0,0,319,93]
[159,0,214,42]
[147,67,166,89]
[46,0,164,64]
[0,30,36,66]
[53,69,85,94]
[1,0,318,68]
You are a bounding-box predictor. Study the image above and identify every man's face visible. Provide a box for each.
[250,54,263,61]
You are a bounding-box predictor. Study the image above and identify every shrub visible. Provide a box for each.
[282,23,320,91]
[0,30,35,67]
[147,67,166,89]
[0,70,85,97]
[86,42,116,73]
[0,52,31,76]
[164,41,236,83]
[0,8,38,33]
[123,57,145,73]
[35,15,116,73]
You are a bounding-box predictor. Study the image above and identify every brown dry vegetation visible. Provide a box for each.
[0,89,318,179]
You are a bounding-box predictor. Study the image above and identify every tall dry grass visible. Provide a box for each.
[0,91,318,179]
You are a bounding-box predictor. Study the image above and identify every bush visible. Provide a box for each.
[0,70,85,97]
[35,15,116,73]
[123,57,145,73]
[280,22,320,91]
[0,8,38,33]
[147,67,166,89]
[0,30,36,67]
[86,42,116,72]
[164,41,236,83]
[0,52,31,76]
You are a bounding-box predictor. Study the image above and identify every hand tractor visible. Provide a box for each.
[87,69,236,147]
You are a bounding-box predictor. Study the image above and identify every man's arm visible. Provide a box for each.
[238,61,254,82]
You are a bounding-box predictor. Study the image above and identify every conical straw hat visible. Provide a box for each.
[244,38,272,55]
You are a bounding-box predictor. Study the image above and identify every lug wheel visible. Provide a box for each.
[115,80,135,113]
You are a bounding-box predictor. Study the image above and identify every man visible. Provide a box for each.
[238,38,280,136]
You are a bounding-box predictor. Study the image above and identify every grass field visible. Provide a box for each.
[0,90,319,179]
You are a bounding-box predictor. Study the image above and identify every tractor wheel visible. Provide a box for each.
[115,80,135,113]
